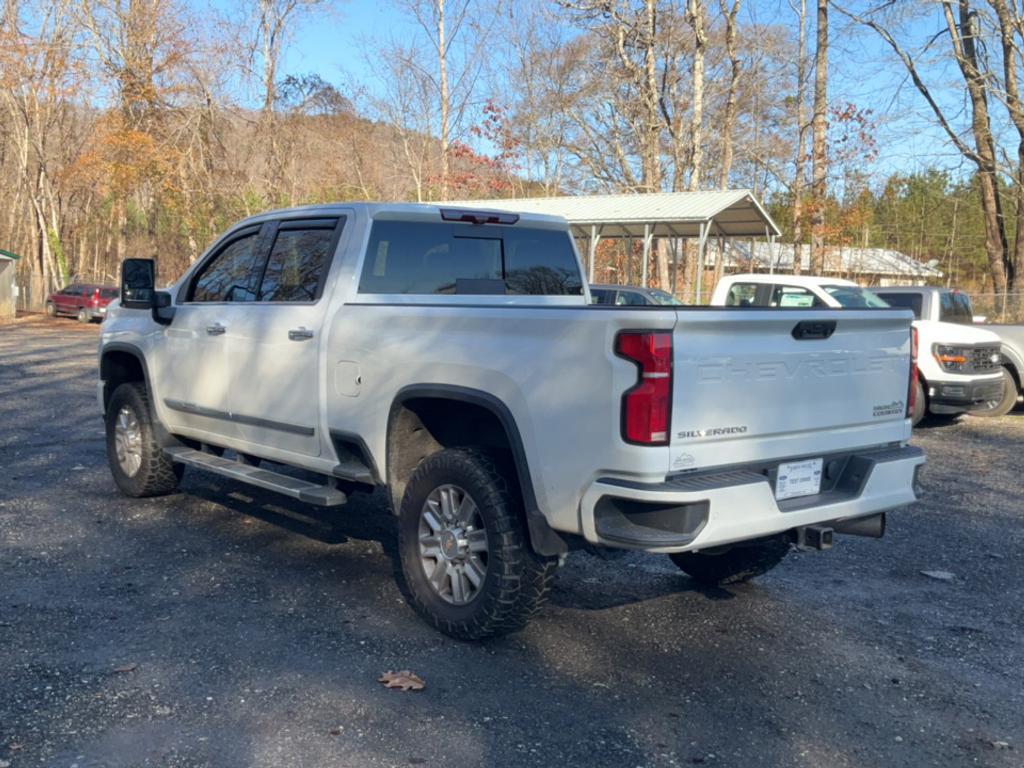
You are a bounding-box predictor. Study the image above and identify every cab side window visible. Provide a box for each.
[189,233,261,302]
[726,283,759,306]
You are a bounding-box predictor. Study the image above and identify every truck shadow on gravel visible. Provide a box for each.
[180,472,398,551]
[179,469,723,613]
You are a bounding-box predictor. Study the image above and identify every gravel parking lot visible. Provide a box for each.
[1,317,1022,768]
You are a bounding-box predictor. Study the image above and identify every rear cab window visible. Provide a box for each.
[616,290,648,306]
[821,285,889,308]
[770,285,823,308]
[874,292,923,319]
[725,283,759,306]
[359,220,583,296]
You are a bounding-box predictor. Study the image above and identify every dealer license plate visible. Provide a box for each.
[775,458,823,501]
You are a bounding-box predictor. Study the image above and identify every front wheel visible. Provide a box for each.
[669,537,790,585]
[969,368,1018,418]
[396,448,558,640]
[105,382,183,497]
[45,302,56,317]
[910,378,926,426]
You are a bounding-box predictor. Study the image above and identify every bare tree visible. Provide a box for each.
[247,0,327,192]
[717,0,742,189]
[809,0,827,274]
[685,0,707,191]
[988,0,1023,287]
[790,0,807,274]
[1,0,86,300]
[397,0,476,199]
[836,0,1012,292]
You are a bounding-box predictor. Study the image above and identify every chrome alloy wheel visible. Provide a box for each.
[114,405,143,477]
[418,484,489,605]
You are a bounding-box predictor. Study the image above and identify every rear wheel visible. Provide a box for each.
[969,368,1018,418]
[396,447,558,640]
[105,382,183,497]
[77,307,90,323]
[45,302,56,317]
[669,537,790,586]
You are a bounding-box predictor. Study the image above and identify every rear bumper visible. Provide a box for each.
[579,445,925,552]
[928,376,1004,412]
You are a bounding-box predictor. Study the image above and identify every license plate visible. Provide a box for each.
[775,458,823,501]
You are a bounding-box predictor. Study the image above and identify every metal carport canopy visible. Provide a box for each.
[441,190,782,239]
[443,190,781,299]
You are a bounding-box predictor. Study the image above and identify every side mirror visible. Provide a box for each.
[121,258,156,309]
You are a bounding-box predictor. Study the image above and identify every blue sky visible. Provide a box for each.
[260,0,978,187]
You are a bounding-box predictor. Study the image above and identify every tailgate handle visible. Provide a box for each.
[792,320,836,340]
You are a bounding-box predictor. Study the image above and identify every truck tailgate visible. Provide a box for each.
[670,309,913,472]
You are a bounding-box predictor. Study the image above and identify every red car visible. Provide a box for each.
[45,284,118,322]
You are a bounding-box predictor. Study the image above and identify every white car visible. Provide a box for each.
[712,275,1005,425]
[98,207,924,639]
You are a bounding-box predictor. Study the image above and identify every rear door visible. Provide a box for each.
[669,309,913,472]
[227,217,346,458]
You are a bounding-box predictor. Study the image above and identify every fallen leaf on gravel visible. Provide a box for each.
[378,670,425,691]
[921,570,955,582]
[329,726,343,736]
[112,662,138,673]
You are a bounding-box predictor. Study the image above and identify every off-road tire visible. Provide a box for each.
[969,368,1018,418]
[669,537,790,586]
[910,378,926,427]
[45,302,56,317]
[105,382,183,497]
[397,447,558,640]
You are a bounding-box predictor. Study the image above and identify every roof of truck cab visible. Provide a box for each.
[235,202,568,228]
[718,273,859,287]
[873,285,945,294]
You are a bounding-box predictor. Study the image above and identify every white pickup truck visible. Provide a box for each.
[99,204,924,639]
[712,275,1007,425]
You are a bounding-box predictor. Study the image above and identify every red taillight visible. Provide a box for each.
[616,331,672,445]
[907,326,919,418]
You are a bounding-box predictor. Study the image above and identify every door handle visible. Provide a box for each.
[288,327,314,341]
[206,323,226,336]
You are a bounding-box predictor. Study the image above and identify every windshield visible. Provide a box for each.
[822,285,890,308]
[647,289,685,306]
